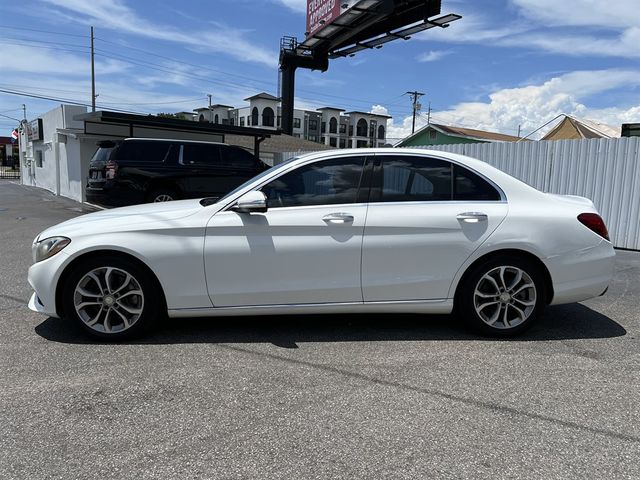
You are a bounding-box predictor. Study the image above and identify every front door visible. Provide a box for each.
[204,155,369,307]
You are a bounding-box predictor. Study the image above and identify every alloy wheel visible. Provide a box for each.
[73,266,144,334]
[473,266,537,329]
[153,194,174,202]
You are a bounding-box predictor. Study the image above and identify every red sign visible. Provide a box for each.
[307,0,341,37]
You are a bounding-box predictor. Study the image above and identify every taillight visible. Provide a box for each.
[105,160,118,180]
[578,213,610,241]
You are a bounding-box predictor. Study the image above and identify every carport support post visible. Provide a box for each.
[254,136,266,159]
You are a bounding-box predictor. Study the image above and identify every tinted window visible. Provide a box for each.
[182,143,221,166]
[374,156,451,202]
[261,157,365,208]
[116,141,171,163]
[90,147,116,163]
[221,147,259,169]
[454,165,501,201]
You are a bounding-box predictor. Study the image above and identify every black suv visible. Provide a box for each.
[86,138,269,206]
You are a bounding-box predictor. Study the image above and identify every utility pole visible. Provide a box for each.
[22,104,26,121]
[207,93,213,122]
[407,90,425,134]
[90,26,96,112]
[517,124,522,138]
[427,101,432,125]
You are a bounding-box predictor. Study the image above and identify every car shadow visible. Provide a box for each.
[34,303,626,347]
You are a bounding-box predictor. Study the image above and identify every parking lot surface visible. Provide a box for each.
[1,180,639,479]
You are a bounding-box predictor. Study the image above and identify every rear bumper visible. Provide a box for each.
[86,181,144,207]
[546,239,615,305]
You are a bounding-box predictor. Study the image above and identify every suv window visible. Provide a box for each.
[261,157,365,208]
[115,141,171,163]
[221,146,260,169]
[454,165,501,201]
[182,143,221,166]
[374,156,452,202]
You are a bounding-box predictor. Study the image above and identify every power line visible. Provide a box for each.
[0,25,88,38]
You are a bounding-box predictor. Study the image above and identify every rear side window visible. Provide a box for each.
[221,146,260,169]
[115,141,171,163]
[373,155,501,202]
[454,165,501,201]
[182,143,221,166]
[374,156,452,202]
[90,147,115,163]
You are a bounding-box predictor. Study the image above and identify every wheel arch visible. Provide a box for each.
[452,248,554,308]
[55,249,167,318]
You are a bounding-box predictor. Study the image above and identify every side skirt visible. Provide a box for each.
[168,299,454,318]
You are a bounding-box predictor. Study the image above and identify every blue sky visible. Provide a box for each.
[0,0,638,141]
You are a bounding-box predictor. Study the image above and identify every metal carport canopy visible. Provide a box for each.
[74,110,279,158]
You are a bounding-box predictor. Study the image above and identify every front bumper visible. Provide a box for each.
[27,251,70,318]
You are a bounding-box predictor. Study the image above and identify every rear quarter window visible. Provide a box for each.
[453,165,502,201]
[221,146,261,169]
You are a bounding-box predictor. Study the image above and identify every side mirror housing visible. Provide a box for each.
[232,190,267,213]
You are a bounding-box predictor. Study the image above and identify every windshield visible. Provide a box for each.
[216,156,301,204]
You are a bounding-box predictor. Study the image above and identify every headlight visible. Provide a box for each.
[33,236,71,263]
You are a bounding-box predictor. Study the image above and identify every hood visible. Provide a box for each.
[38,199,205,240]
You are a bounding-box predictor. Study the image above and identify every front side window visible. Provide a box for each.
[261,157,365,208]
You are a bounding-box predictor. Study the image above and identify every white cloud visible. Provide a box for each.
[416,50,450,63]
[420,1,640,59]
[370,105,389,116]
[382,69,640,143]
[41,0,278,67]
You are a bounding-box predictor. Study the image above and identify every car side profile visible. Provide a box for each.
[29,148,615,339]
[85,138,268,206]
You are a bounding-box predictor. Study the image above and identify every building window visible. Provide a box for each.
[340,123,347,134]
[309,119,318,130]
[277,116,281,127]
[378,125,385,140]
[214,114,219,124]
[357,140,368,148]
[199,114,205,122]
[330,117,338,134]
[229,118,234,126]
[262,107,275,127]
[429,129,437,140]
[339,139,346,148]
[35,150,43,167]
[251,107,259,126]
[321,121,326,133]
[330,137,337,147]
[349,125,353,136]
[356,119,368,137]
[240,117,245,127]
[294,118,301,129]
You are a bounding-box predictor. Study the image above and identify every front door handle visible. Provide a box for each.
[323,212,354,224]
[456,212,488,223]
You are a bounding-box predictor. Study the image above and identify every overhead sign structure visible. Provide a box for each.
[27,118,43,141]
[306,0,341,37]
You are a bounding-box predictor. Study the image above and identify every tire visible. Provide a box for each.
[62,256,163,341]
[457,255,546,337]
[147,187,179,203]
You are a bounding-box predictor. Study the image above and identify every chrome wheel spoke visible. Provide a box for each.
[112,307,131,329]
[512,283,534,295]
[118,289,143,300]
[502,304,510,327]
[76,301,102,309]
[514,297,536,307]
[112,274,133,295]
[87,272,105,295]
[76,287,102,298]
[118,303,143,315]
[498,266,508,290]
[507,269,523,291]
[510,303,527,322]
[477,300,500,312]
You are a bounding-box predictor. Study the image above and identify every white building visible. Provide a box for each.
[193,92,391,148]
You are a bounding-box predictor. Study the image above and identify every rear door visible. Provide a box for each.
[361,154,508,301]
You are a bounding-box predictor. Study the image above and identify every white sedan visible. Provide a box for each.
[28,149,615,339]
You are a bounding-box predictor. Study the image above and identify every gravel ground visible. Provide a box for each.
[1,180,639,479]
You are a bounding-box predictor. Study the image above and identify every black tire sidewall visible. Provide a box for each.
[62,256,161,341]
[458,255,546,337]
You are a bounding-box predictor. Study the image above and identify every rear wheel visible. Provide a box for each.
[147,187,179,203]
[458,255,546,336]
[62,256,161,340]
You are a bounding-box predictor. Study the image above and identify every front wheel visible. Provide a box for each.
[457,255,546,336]
[147,187,179,203]
[62,256,162,340]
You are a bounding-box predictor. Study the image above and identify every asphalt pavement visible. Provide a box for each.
[1,180,639,479]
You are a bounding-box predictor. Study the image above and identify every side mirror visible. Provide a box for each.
[232,190,267,213]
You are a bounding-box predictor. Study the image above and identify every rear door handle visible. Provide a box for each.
[456,212,488,223]
[323,212,354,224]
